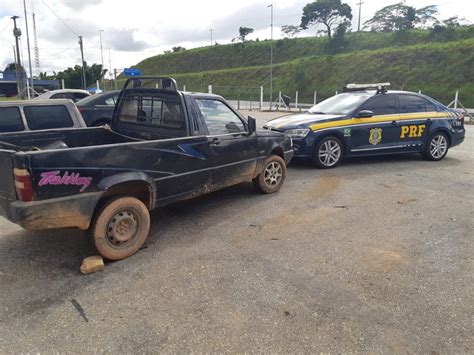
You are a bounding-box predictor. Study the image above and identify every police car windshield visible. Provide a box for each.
[308,93,372,115]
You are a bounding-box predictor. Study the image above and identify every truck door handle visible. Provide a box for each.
[211,138,221,145]
[391,120,398,125]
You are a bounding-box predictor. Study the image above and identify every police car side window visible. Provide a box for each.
[359,95,397,115]
[399,95,434,113]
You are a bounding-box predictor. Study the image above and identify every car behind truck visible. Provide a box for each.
[0,77,293,260]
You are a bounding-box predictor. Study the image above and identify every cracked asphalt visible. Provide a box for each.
[0,113,472,353]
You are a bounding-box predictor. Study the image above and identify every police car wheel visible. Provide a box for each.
[313,136,343,169]
[424,132,449,161]
[253,155,287,194]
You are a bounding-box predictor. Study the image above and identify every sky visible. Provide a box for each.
[0,0,472,78]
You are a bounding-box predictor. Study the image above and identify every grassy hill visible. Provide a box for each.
[126,27,474,106]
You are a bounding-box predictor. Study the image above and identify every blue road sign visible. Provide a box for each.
[123,68,142,77]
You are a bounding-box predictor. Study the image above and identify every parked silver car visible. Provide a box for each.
[0,99,87,135]
[35,89,91,102]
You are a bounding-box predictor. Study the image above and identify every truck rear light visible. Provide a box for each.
[14,168,34,202]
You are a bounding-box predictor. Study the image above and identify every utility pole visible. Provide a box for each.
[78,36,87,89]
[268,4,273,110]
[357,0,363,32]
[11,16,25,99]
[99,30,105,91]
[210,29,213,45]
[23,0,34,99]
[108,47,112,89]
[12,45,21,98]
[99,30,104,68]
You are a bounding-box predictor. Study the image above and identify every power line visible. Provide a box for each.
[40,0,78,37]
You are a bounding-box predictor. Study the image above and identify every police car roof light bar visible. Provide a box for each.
[343,82,391,94]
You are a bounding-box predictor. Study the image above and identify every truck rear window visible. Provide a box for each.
[23,105,74,130]
[118,95,184,129]
[0,107,25,133]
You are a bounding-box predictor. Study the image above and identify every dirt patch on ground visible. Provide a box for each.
[362,247,405,273]
[309,174,340,200]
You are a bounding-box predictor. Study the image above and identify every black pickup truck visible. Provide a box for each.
[0,77,293,260]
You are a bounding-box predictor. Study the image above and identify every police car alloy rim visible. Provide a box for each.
[318,140,341,167]
[264,161,283,187]
[430,135,448,159]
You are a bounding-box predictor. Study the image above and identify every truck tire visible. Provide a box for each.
[423,132,449,161]
[253,155,287,194]
[91,196,151,261]
[312,136,343,169]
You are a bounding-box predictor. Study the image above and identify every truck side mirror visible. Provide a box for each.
[247,116,257,135]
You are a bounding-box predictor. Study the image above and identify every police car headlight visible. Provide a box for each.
[284,129,310,138]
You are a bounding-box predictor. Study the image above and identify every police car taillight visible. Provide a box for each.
[460,114,465,125]
[14,168,34,202]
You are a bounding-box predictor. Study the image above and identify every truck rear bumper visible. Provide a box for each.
[9,192,102,230]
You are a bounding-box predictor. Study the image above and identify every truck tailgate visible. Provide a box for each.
[0,150,16,218]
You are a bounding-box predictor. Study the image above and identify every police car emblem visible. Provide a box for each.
[369,128,382,145]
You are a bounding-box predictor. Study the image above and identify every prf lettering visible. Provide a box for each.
[400,124,426,138]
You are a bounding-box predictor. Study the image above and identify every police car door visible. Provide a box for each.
[396,94,436,152]
[350,94,401,154]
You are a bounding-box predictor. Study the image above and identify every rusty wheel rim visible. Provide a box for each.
[106,210,139,248]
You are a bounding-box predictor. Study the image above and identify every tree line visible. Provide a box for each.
[235,0,468,46]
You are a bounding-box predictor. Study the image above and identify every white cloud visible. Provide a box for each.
[0,0,472,75]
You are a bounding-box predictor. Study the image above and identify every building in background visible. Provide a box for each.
[0,70,59,97]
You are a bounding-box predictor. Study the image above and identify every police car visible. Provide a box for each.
[264,83,466,168]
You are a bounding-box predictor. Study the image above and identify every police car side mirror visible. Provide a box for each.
[247,116,257,135]
[356,110,374,118]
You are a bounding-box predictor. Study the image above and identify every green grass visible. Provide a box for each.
[161,40,474,106]
[123,27,474,107]
[135,26,474,75]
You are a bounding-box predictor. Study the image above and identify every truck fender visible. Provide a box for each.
[97,172,156,209]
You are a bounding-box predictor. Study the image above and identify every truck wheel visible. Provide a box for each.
[423,132,449,161]
[312,136,343,169]
[253,155,286,194]
[91,196,150,261]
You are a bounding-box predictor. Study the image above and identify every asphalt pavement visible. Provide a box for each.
[0,113,472,353]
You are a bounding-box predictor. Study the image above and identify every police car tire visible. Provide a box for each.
[423,132,449,161]
[253,155,287,194]
[91,196,150,261]
[312,136,343,169]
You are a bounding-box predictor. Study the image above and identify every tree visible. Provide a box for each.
[54,63,107,89]
[281,25,302,38]
[364,3,438,32]
[441,16,466,28]
[300,0,352,40]
[172,46,186,52]
[233,27,254,42]
[4,63,25,72]
[39,72,54,80]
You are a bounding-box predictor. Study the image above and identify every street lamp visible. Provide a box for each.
[99,29,105,90]
[267,4,274,110]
